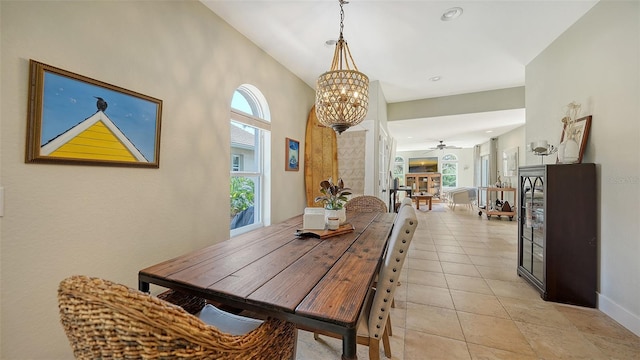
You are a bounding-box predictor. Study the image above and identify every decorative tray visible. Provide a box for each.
[295,223,355,239]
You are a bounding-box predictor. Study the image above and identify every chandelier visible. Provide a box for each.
[315,0,369,134]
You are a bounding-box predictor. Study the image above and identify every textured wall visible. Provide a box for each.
[337,130,366,196]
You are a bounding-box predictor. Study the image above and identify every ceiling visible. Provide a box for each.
[201,0,598,151]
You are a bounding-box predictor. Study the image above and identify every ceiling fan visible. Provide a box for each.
[429,140,461,150]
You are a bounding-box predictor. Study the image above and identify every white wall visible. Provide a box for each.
[0,1,313,357]
[526,0,640,335]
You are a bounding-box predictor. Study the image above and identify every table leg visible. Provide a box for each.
[139,280,150,293]
[428,197,432,210]
[342,329,357,360]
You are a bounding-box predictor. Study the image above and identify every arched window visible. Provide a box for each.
[230,85,271,236]
[441,153,458,188]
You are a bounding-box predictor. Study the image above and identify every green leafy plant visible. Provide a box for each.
[314,178,352,210]
[230,177,255,216]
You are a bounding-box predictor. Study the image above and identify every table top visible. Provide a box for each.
[139,211,395,329]
[413,193,433,198]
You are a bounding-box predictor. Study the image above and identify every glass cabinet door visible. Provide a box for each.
[417,176,429,193]
[406,176,416,191]
[520,174,545,285]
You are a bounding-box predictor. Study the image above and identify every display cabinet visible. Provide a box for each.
[405,173,441,200]
[517,163,597,307]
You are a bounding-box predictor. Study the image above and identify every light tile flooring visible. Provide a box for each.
[295,203,640,359]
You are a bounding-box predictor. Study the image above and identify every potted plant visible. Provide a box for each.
[314,177,351,224]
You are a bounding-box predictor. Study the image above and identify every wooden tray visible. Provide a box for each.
[295,223,355,239]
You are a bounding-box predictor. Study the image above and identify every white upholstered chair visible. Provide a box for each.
[309,204,418,359]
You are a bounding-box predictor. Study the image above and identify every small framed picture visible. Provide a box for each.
[285,138,300,171]
[25,60,162,168]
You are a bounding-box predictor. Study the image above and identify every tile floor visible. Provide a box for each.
[295,203,640,359]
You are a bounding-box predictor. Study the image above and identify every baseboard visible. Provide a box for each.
[598,292,640,336]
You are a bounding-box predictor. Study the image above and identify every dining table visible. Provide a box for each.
[139,210,396,360]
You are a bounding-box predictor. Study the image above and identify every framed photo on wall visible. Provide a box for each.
[285,138,299,171]
[25,59,163,168]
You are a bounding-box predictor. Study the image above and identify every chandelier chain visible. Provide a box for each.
[339,0,345,40]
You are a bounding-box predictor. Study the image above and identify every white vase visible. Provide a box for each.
[557,142,565,163]
[325,208,346,225]
[562,138,579,163]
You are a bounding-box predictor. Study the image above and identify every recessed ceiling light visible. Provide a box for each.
[441,7,463,21]
[429,76,442,82]
[486,130,493,133]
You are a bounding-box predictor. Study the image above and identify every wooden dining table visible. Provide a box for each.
[139,210,396,360]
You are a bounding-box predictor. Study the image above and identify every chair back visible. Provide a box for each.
[367,205,418,339]
[345,195,388,212]
[58,275,295,360]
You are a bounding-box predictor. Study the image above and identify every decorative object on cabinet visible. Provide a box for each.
[26,60,162,168]
[558,115,592,164]
[517,163,597,308]
[529,140,557,164]
[285,138,299,171]
[477,187,516,220]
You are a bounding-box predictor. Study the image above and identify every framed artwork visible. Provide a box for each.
[559,115,592,164]
[285,138,299,171]
[25,59,163,168]
[502,147,518,177]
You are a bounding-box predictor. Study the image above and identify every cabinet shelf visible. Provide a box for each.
[517,164,597,308]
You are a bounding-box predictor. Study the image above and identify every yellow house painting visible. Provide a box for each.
[40,111,148,162]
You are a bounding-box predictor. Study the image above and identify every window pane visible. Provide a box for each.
[230,121,259,172]
[442,162,456,175]
[230,176,259,230]
[231,90,254,114]
[443,175,457,187]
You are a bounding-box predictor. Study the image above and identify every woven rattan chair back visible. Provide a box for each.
[58,275,296,360]
[345,195,388,213]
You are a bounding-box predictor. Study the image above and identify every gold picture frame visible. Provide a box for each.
[26,60,163,168]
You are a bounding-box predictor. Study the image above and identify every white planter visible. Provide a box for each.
[325,208,347,225]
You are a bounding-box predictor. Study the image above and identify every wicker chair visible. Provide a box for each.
[345,195,388,213]
[58,275,296,360]
[308,205,418,359]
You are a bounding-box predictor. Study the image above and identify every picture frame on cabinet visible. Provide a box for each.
[25,60,163,168]
[559,115,592,164]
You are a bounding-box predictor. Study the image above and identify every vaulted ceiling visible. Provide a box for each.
[202,1,599,150]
